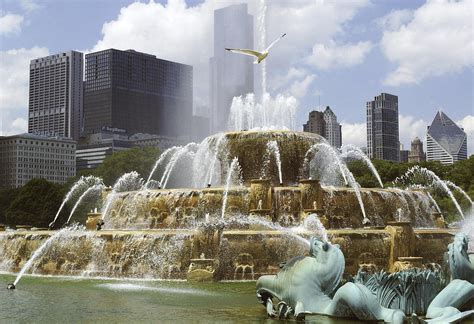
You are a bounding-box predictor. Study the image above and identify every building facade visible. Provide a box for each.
[303,106,342,148]
[210,4,254,133]
[303,110,325,136]
[28,51,83,140]
[83,49,192,138]
[408,137,426,163]
[366,93,399,162]
[76,129,185,170]
[426,111,467,164]
[323,106,342,148]
[0,134,76,189]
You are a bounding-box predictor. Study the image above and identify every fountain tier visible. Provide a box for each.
[0,225,457,280]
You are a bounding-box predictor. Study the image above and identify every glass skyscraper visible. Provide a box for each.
[366,93,399,162]
[426,111,467,164]
[83,49,192,138]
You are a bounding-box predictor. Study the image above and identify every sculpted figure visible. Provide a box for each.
[256,237,404,323]
[447,233,474,283]
[420,233,474,323]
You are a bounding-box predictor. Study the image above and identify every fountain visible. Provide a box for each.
[0,0,468,291]
[1,128,463,282]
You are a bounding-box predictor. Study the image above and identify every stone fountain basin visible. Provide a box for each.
[0,226,458,280]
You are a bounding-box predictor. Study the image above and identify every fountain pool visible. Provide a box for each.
[0,273,362,323]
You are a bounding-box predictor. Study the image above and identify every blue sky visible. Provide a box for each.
[0,0,472,152]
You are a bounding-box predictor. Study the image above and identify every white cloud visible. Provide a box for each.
[341,122,366,148]
[91,0,372,108]
[20,0,40,13]
[269,67,307,92]
[289,74,315,99]
[91,0,217,108]
[381,0,473,86]
[0,47,49,135]
[458,115,474,155]
[306,41,373,70]
[0,13,24,35]
[398,115,428,149]
[377,9,413,31]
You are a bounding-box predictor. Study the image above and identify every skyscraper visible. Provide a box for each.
[323,106,342,148]
[210,4,254,133]
[303,106,342,148]
[426,111,467,164]
[83,49,192,138]
[366,93,399,162]
[28,51,83,140]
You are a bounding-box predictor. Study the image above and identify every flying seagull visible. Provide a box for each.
[225,33,286,64]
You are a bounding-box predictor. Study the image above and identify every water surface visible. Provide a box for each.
[0,274,364,323]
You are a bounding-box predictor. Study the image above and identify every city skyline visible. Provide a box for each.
[0,0,472,154]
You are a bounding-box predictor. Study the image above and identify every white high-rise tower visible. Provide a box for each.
[209,4,254,133]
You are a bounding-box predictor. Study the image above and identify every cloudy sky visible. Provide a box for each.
[0,0,472,153]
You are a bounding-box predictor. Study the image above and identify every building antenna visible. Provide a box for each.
[318,94,321,110]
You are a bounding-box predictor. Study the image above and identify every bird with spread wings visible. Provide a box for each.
[225,33,286,64]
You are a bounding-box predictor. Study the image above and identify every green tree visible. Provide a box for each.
[0,187,19,225]
[5,179,66,228]
[79,146,160,186]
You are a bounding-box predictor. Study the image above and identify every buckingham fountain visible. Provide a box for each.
[1,3,473,316]
[1,114,473,321]
[0,127,467,280]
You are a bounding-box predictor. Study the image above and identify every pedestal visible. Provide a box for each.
[385,221,416,272]
[299,179,323,210]
[249,179,272,211]
[86,213,102,230]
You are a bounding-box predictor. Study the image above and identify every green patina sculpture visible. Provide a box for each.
[256,237,405,322]
[257,235,474,323]
[421,233,474,323]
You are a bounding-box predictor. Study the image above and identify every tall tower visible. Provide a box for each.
[426,111,467,164]
[303,106,342,148]
[323,106,342,148]
[28,51,83,140]
[83,49,192,138]
[366,93,399,161]
[210,4,254,133]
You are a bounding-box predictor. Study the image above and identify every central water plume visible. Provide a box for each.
[228,93,297,131]
[49,176,104,228]
[262,140,283,184]
[395,166,465,219]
